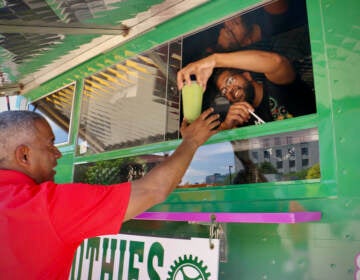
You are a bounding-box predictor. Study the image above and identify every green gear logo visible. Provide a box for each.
[167,255,211,280]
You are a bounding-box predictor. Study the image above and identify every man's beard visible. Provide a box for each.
[244,82,255,105]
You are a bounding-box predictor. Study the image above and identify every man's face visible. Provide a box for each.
[26,119,62,183]
[216,71,255,104]
[217,17,250,49]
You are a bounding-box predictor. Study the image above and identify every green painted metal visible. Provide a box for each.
[53,80,83,184]
[25,0,360,279]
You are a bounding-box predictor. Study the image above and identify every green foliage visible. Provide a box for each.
[84,157,145,185]
[283,168,308,180]
[306,163,320,179]
[282,163,321,181]
[259,161,278,174]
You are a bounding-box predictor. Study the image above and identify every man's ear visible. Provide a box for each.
[15,144,31,168]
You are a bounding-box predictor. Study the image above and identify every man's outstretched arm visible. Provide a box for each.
[123,108,220,221]
[177,50,296,90]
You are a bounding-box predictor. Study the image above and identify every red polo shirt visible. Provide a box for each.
[0,169,131,279]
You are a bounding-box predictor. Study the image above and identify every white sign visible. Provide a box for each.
[70,234,219,280]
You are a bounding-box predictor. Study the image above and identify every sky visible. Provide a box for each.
[181,142,235,184]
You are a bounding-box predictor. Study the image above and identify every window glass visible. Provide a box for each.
[73,128,320,187]
[301,146,309,155]
[30,83,75,145]
[77,41,181,155]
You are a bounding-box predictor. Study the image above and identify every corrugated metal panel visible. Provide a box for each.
[0,0,208,96]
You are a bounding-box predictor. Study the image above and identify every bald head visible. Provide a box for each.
[0,111,46,166]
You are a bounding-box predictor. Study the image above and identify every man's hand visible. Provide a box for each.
[177,55,216,91]
[221,102,254,130]
[181,108,220,148]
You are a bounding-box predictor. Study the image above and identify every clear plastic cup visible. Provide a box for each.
[182,82,203,123]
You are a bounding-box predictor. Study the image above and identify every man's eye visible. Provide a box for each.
[226,76,234,86]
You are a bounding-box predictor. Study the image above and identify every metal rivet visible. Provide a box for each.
[344,234,351,240]
[344,200,351,207]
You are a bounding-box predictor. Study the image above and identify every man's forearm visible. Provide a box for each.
[213,50,280,72]
[143,138,198,196]
[212,50,295,84]
[125,139,198,221]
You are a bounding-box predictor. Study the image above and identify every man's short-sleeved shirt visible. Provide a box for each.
[254,75,316,124]
[0,169,131,279]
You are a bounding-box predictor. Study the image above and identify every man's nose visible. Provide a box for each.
[54,147,62,159]
[228,86,237,95]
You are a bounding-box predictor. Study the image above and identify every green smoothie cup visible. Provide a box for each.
[182,82,204,123]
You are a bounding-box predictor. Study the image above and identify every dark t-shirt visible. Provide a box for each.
[252,75,316,124]
[207,74,316,126]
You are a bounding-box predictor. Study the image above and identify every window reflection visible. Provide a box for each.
[185,128,320,186]
[30,83,75,145]
[77,41,181,155]
[73,128,320,187]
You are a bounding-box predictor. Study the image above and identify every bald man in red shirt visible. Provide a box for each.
[0,109,219,279]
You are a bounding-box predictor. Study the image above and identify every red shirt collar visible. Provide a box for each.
[0,169,36,185]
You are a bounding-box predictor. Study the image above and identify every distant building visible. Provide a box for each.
[231,129,319,177]
[206,173,227,184]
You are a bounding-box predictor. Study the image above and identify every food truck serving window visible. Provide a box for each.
[75,0,316,154]
[73,0,320,193]
[182,0,315,127]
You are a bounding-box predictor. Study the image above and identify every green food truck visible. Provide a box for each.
[0,0,359,279]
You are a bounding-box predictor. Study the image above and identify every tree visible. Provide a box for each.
[84,157,145,185]
[306,163,320,179]
[259,161,278,174]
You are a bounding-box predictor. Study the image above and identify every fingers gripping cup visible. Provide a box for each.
[182,82,204,123]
